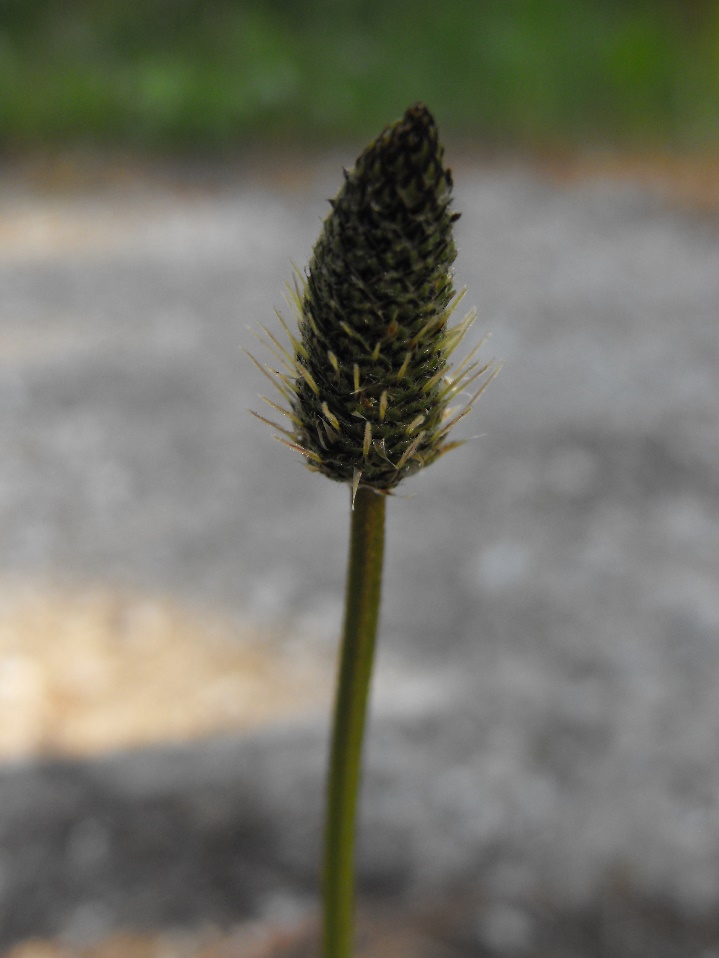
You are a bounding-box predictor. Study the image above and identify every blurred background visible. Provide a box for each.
[1,2,719,956]
[2,0,719,150]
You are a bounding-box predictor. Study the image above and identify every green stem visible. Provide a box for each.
[322,485,386,958]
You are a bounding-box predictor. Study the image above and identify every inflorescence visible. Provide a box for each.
[251,103,497,499]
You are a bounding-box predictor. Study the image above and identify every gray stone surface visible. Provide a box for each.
[1,156,718,944]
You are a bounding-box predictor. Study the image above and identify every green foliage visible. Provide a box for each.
[1,0,717,148]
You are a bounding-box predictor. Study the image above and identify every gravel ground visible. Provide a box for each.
[0,151,718,952]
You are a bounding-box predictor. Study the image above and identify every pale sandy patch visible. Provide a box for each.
[0,583,331,759]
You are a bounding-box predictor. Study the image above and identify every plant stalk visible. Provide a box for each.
[322,484,386,958]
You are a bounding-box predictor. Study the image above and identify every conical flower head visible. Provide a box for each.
[252,104,495,493]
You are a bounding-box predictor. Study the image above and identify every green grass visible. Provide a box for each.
[1,0,718,150]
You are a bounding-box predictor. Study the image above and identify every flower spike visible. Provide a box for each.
[253,103,496,490]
